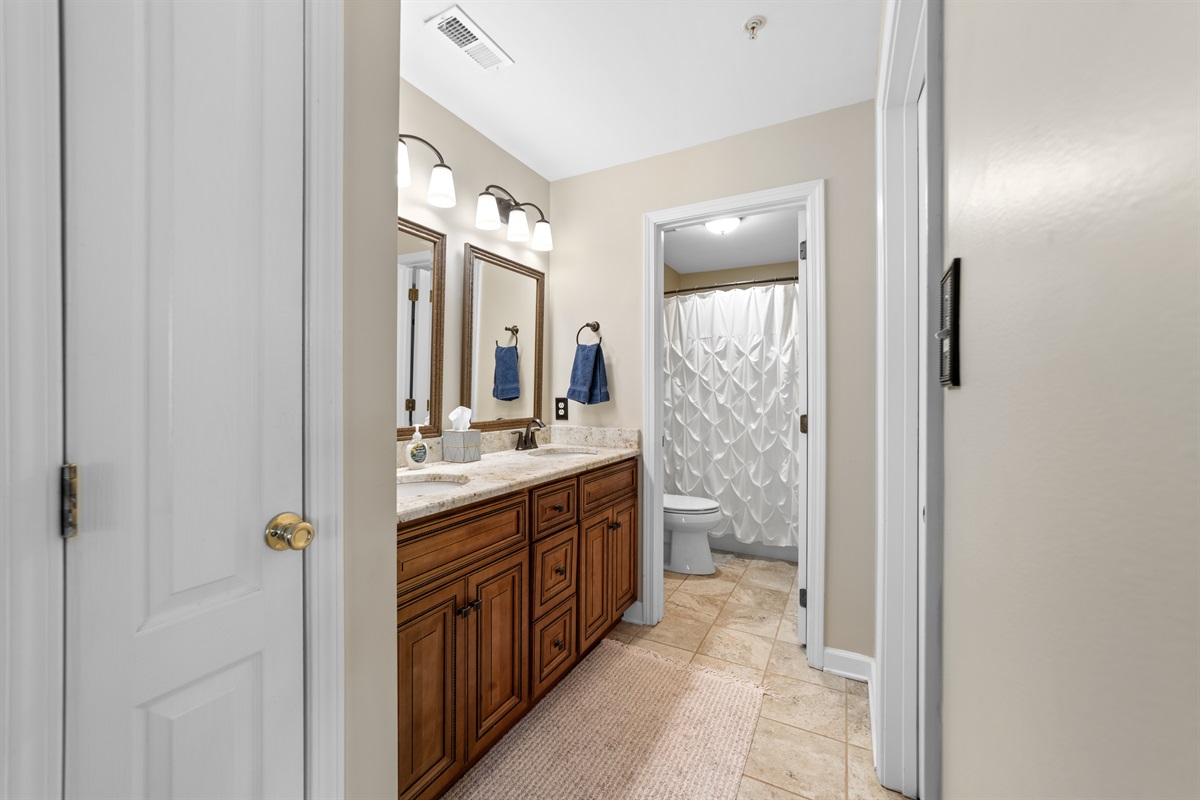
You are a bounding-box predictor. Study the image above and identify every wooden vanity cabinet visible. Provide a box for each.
[397,581,465,800]
[578,460,640,653]
[397,498,530,800]
[398,457,639,799]
[464,548,529,756]
[528,477,581,701]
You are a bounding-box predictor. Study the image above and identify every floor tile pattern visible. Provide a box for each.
[604,551,904,800]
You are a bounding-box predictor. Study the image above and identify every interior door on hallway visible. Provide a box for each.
[62,1,306,796]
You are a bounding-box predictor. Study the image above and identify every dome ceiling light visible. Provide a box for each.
[704,217,742,236]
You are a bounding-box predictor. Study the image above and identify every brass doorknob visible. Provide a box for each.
[265,512,315,551]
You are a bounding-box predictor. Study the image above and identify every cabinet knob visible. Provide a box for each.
[608,521,620,530]
[552,503,566,512]
[554,566,566,576]
[553,639,565,650]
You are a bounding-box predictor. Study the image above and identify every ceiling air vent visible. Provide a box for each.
[425,5,514,72]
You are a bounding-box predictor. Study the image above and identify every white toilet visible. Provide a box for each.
[663,493,722,575]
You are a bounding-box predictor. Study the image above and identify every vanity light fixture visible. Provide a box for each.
[397,134,457,208]
[475,184,554,251]
[705,217,742,235]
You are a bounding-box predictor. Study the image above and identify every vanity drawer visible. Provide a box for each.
[531,525,578,620]
[396,496,528,593]
[531,478,577,538]
[580,458,638,517]
[531,596,577,700]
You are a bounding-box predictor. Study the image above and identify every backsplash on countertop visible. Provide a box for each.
[396,425,641,468]
[545,425,641,449]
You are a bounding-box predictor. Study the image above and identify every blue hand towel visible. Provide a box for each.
[493,345,520,401]
[566,343,610,404]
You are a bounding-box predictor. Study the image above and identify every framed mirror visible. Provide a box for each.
[397,217,446,440]
[462,244,544,432]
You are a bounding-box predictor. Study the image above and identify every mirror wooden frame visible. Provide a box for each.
[461,244,544,432]
[396,216,446,441]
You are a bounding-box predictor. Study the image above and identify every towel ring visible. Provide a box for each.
[496,325,519,348]
[576,321,601,345]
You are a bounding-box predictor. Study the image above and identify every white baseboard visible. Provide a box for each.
[823,647,877,766]
[823,646,873,684]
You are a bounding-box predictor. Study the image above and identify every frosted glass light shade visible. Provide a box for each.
[427,164,456,208]
[507,207,529,242]
[704,217,741,235]
[396,139,411,188]
[531,219,554,251]
[475,192,501,230]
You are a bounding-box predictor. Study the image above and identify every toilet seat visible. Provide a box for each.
[664,493,720,515]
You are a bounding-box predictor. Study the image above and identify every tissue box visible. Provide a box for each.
[442,430,481,463]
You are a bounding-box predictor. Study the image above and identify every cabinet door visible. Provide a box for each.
[578,511,612,652]
[531,597,577,701]
[610,498,638,620]
[531,524,578,620]
[465,549,529,757]
[397,581,466,800]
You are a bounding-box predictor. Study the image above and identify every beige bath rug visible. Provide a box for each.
[444,638,765,800]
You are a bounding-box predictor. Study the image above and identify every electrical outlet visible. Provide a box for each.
[555,397,569,421]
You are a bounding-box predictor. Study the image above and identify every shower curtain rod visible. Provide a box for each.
[663,275,800,296]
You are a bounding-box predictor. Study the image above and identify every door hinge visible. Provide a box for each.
[408,287,419,302]
[798,588,807,609]
[800,414,808,434]
[61,463,79,539]
[405,398,416,412]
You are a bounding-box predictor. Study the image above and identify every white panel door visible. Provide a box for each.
[62,1,306,797]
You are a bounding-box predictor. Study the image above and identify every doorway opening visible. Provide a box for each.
[661,210,807,591]
[639,181,828,668]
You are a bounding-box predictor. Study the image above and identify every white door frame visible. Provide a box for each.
[303,0,345,796]
[639,181,828,665]
[0,3,346,797]
[875,0,943,797]
[0,3,65,798]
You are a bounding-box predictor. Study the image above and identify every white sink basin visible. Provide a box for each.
[396,473,470,497]
[526,447,598,459]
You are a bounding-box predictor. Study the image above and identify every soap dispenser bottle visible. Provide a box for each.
[405,425,428,470]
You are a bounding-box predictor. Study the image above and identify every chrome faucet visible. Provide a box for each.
[514,418,546,451]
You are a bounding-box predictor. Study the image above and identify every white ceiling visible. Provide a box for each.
[665,209,805,273]
[400,1,880,181]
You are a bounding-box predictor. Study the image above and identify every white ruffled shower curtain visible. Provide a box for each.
[663,285,802,548]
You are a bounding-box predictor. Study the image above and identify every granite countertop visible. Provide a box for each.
[396,444,640,525]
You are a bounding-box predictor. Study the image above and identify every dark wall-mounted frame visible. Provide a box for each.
[461,244,545,432]
[396,216,447,441]
[938,258,960,387]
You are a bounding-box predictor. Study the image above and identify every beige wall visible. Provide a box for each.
[343,2,400,798]
[397,79,549,433]
[942,1,1200,796]
[549,101,877,656]
[666,260,800,294]
[663,263,682,292]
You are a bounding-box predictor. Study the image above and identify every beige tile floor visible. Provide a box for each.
[604,551,904,800]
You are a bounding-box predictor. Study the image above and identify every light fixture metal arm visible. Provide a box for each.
[397,134,448,165]
[513,201,548,223]
[483,184,519,203]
